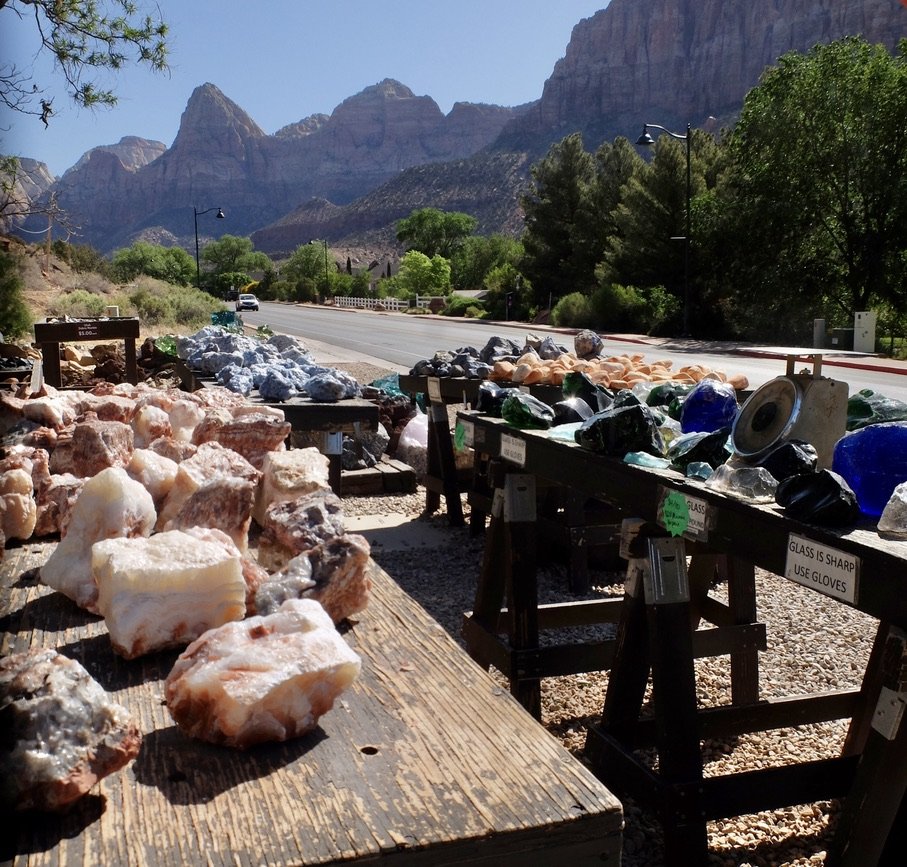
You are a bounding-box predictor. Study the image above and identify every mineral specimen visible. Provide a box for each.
[93,529,247,659]
[70,416,135,476]
[258,489,346,572]
[878,481,907,539]
[40,467,156,612]
[164,598,361,748]
[0,648,141,812]
[163,476,257,553]
[252,447,331,526]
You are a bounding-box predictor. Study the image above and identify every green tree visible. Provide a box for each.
[111,241,195,285]
[0,248,32,338]
[0,0,169,126]
[520,133,597,306]
[450,234,523,290]
[283,242,331,301]
[395,250,451,296]
[201,235,270,278]
[723,36,907,330]
[395,208,477,259]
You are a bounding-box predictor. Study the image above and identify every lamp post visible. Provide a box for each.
[193,206,225,289]
[636,122,692,336]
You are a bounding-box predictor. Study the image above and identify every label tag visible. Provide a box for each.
[427,377,442,402]
[500,433,526,467]
[657,488,709,540]
[784,533,859,604]
[456,419,474,448]
[323,431,344,455]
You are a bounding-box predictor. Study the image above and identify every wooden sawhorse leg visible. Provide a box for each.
[425,400,464,525]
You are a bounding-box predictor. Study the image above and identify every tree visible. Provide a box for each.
[283,242,330,301]
[450,234,523,291]
[724,36,907,326]
[111,241,195,285]
[0,248,32,338]
[200,235,271,288]
[394,250,451,296]
[395,208,477,259]
[520,133,597,306]
[1,0,168,126]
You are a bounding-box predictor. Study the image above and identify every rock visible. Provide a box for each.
[0,648,142,812]
[305,371,361,402]
[252,448,331,526]
[70,416,135,476]
[258,489,346,572]
[131,403,172,448]
[877,481,907,539]
[574,330,604,359]
[164,476,257,553]
[126,448,178,508]
[705,464,778,504]
[93,529,247,659]
[164,598,361,749]
[0,467,37,543]
[191,411,292,470]
[40,467,156,612]
[156,441,260,531]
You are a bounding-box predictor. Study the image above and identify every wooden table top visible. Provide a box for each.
[1,543,622,866]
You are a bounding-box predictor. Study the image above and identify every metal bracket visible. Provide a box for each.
[643,536,690,605]
[504,474,536,524]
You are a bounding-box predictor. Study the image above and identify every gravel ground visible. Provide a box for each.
[339,487,877,867]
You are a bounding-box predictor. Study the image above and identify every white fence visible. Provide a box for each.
[332,295,444,312]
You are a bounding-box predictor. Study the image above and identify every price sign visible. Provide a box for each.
[657,488,709,540]
[427,377,442,402]
[456,419,474,448]
[500,433,527,467]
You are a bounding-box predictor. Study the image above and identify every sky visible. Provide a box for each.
[2,0,610,177]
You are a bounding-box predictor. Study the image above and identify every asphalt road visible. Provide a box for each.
[237,302,907,402]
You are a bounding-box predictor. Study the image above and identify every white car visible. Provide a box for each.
[235,293,259,311]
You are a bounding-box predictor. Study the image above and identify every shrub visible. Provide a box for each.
[590,283,680,335]
[551,292,596,328]
[49,289,109,318]
[441,295,486,318]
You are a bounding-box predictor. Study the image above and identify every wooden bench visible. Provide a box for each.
[1,543,623,865]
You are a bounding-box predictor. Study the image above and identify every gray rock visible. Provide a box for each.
[575,329,604,359]
[878,482,907,539]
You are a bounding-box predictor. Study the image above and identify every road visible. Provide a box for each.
[238,302,907,402]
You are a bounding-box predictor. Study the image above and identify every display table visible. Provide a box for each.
[0,544,623,866]
[457,411,907,866]
[179,364,379,494]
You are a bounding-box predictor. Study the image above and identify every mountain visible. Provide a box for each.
[19,80,521,253]
[13,0,907,257]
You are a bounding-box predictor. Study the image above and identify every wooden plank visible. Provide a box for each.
[1,545,622,866]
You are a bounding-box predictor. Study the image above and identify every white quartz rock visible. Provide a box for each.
[126,448,178,506]
[0,467,37,542]
[252,447,331,526]
[93,529,247,659]
[40,467,156,612]
[878,481,907,539]
[169,399,205,442]
[132,404,172,448]
[165,598,361,749]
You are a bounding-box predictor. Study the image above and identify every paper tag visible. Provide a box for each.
[785,533,859,604]
[427,377,442,402]
[500,433,526,467]
[456,419,474,448]
[658,489,709,540]
[323,431,344,455]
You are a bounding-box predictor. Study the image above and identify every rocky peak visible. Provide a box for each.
[66,137,166,176]
[169,82,265,158]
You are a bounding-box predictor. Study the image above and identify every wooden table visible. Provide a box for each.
[457,411,907,866]
[1,543,623,866]
[179,364,379,495]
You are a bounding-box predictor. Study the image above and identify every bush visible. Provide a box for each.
[49,289,109,318]
[590,283,680,335]
[551,292,596,328]
[441,295,486,318]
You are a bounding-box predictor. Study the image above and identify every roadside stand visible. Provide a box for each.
[457,351,907,866]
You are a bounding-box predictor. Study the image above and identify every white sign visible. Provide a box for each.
[458,419,475,447]
[784,533,859,604]
[500,433,527,467]
[427,377,442,402]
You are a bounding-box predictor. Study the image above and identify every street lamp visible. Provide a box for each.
[193,206,225,289]
[636,122,692,336]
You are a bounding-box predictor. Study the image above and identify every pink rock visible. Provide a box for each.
[164,476,256,553]
[0,467,36,543]
[0,648,141,812]
[165,598,360,749]
[252,448,331,525]
[131,404,172,448]
[70,415,134,476]
[193,411,292,470]
[148,436,198,463]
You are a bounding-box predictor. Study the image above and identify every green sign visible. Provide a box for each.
[454,421,466,451]
[661,490,690,537]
